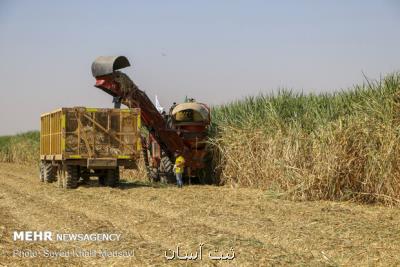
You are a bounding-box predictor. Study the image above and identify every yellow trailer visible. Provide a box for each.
[39,107,141,188]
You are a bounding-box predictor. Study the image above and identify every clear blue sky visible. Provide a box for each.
[0,0,399,135]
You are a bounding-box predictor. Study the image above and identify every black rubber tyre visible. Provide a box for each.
[115,167,120,183]
[159,155,175,184]
[80,166,90,183]
[65,165,79,189]
[94,169,106,186]
[142,144,160,182]
[43,162,57,183]
[57,167,64,188]
[104,169,118,187]
[98,176,105,185]
[39,162,45,182]
[197,167,213,184]
[148,167,159,182]
[198,152,214,184]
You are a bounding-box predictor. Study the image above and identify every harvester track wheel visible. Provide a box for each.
[43,162,57,183]
[65,165,79,189]
[104,169,118,187]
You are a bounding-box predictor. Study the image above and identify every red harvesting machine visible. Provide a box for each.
[91,56,212,183]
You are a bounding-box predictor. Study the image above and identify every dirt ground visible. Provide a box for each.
[0,163,400,266]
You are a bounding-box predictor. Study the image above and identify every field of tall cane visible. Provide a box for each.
[0,131,40,164]
[210,73,400,205]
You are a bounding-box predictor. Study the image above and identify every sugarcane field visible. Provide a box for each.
[1,2,400,266]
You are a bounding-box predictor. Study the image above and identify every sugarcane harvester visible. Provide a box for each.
[91,56,211,183]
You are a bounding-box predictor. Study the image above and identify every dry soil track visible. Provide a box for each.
[0,163,400,266]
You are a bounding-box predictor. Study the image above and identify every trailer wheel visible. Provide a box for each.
[65,165,79,189]
[43,162,57,183]
[57,167,64,188]
[80,167,90,183]
[159,155,175,183]
[104,169,117,187]
[115,167,120,183]
[39,162,45,182]
[98,176,105,186]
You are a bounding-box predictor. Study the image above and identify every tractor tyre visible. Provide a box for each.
[148,167,159,182]
[65,165,79,189]
[159,155,175,184]
[142,145,159,182]
[197,167,214,184]
[198,152,214,184]
[43,162,57,183]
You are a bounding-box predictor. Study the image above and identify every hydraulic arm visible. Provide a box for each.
[91,56,186,160]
